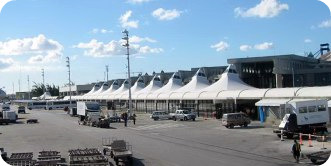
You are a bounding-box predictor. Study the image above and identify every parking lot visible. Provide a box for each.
[1,107,330,165]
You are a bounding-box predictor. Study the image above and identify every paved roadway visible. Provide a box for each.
[1,107,328,166]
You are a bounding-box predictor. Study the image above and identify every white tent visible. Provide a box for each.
[264,87,300,98]
[133,75,163,100]
[86,82,110,100]
[146,72,183,100]
[295,86,331,98]
[183,65,256,100]
[158,68,209,100]
[96,80,120,100]
[118,76,145,100]
[238,89,269,99]
[80,83,101,100]
[105,79,130,100]
[39,92,51,100]
[255,98,291,106]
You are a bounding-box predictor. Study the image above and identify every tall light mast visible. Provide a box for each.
[122,29,133,116]
[106,65,109,82]
[66,57,72,111]
[27,75,30,99]
[42,68,45,99]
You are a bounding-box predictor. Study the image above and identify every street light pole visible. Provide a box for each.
[27,75,30,100]
[42,68,45,100]
[106,65,109,82]
[122,29,133,116]
[66,57,72,112]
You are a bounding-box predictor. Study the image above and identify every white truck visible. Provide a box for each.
[2,111,17,123]
[274,99,329,138]
[171,110,196,121]
[77,101,101,126]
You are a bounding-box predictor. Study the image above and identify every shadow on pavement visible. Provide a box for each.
[232,125,264,129]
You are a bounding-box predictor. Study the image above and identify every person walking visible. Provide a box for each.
[123,112,128,127]
[292,139,301,163]
[133,114,136,125]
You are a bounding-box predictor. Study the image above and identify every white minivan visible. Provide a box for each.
[150,111,172,120]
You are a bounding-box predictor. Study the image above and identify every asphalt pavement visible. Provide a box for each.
[1,107,330,166]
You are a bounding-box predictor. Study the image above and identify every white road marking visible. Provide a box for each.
[130,123,185,131]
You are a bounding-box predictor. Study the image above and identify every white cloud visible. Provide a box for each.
[152,8,182,20]
[130,35,157,43]
[139,46,163,54]
[127,0,152,4]
[74,39,162,58]
[211,41,229,52]
[92,28,113,34]
[119,10,139,28]
[0,58,14,70]
[234,0,289,18]
[127,0,151,4]
[254,42,273,50]
[240,45,252,51]
[0,34,63,63]
[318,19,331,28]
[304,39,312,43]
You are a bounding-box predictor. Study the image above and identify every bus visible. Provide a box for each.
[46,100,77,110]
[27,101,47,110]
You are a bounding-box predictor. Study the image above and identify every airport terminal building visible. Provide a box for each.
[59,46,331,124]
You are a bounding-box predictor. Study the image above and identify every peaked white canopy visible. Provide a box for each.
[157,69,209,100]
[80,83,101,100]
[96,80,120,100]
[118,76,145,100]
[106,79,130,100]
[146,72,183,100]
[183,65,256,100]
[133,75,163,100]
[86,82,110,100]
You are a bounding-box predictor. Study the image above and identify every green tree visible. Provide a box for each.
[31,83,59,97]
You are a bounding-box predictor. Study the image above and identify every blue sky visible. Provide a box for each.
[0,0,330,94]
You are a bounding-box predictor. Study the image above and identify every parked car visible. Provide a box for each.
[222,112,251,128]
[171,110,196,121]
[18,106,26,114]
[150,111,172,120]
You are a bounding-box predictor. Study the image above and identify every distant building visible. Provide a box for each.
[59,84,95,97]
[228,54,331,88]
[15,92,31,100]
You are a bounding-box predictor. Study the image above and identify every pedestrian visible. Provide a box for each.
[124,112,128,127]
[133,114,136,125]
[292,139,301,163]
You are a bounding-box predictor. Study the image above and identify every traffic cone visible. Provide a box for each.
[308,134,313,147]
[299,133,303,145]
[280,130,284,141]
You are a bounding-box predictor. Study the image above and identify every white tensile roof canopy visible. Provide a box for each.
[106,79,130,100]
[118,76,145,100]
[184,65,256,100]
[96,80,120,99]
[146,72,183,100]
[86,82,110,100]
[159,68,210,100]
[133,75,163,100]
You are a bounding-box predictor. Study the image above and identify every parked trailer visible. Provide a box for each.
[0,118,10,125]
[306,150,331,165]
[37,150,64,165]
[274,99,329,139]
[102,138,133,166]
[77,101,101,126]
[7,152,37,166]
[2,111,17,123]
[68,148,108,166]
